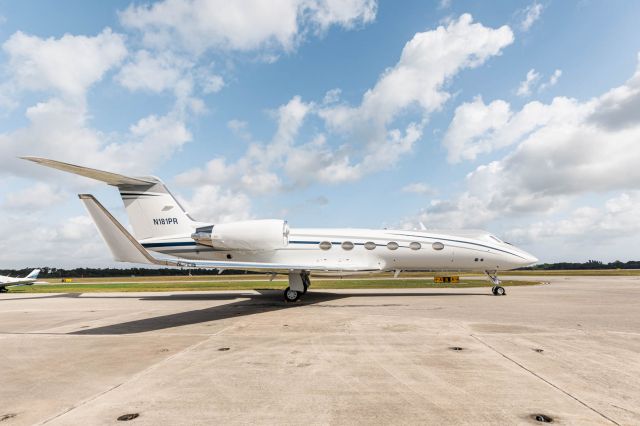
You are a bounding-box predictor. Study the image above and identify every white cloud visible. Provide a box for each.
[539,69,562,91]
[177,14,514,193]
[116,50,186,93]
[200,73,224,94]
[180,185,252,223]
[516,68,540,97]
[0,212,108,268]
[227,119,252,141]
[119,0,377,54]
[2,183,66,209]
[2,28,126,101]
[438,0,452,10]
[177,96,311,193]
[0,98,191,179]
[520,2,543,32]
[308,0,377,30]
[322,88,342,105]
[505,192,640,244]
[443,96,511,163]
[427,52,640,232]
[402,182,436,195]
[322,14,513,130]
[318,14,514,178]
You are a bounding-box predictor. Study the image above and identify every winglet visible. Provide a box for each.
[78,194,172,266]
[22,157,156,186]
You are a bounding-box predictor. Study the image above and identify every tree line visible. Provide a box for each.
[0,267,255,278]
[517,260,640,270]
[2,260,640,278]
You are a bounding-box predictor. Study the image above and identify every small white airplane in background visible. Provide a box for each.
[0,269,43,292]
[22,157,538,302]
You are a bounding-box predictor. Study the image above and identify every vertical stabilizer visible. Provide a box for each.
[117,178,196,240]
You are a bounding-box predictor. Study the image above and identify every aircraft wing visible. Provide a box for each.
[79,194,380,274]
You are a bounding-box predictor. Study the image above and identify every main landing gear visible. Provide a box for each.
[0,286,7,293]
[284,271,311,302]
[486,271,506,296]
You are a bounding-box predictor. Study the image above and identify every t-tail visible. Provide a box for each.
[21,157,200,240]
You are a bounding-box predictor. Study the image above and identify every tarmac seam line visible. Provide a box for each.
[37,325,233,425]
[470,334,620,426]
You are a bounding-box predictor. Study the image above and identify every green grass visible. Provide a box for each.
[506,269,640,276]
[8,279,540,293]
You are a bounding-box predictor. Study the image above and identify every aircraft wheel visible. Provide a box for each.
[494,286,506,296]
[284,287,301,302]
[0,287,7,293]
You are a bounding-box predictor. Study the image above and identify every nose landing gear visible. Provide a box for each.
[486,271,506,296]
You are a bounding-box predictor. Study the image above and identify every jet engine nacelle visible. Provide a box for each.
[192,219,289,251]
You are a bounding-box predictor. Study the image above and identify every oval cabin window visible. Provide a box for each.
[387,242,399,250]
[319,241,332,250]
[432,242,445,251]
[364,241,376,250]
[341,241,354,250]
[409,242,421,250]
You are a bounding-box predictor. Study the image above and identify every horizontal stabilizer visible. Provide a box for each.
[79,194,158,264]
[22,157,156,187]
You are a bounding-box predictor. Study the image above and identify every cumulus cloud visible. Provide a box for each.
[0,98,191,179]
[180,185,252,223]
[116,50,186,93]
[317,14,514,179]
[425,52,640,232]
[520,2,543,32]
[539,69,562,91]
[1,183,66,209]
[177,14,514,194]
[2,28,126,102]
[505,192,640,244]
[0,212,108,268]
[177,95,311,193]
[119,0,377,54]
[516,68,540,97]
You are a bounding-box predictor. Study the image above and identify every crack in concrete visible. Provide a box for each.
[471,334,620,426]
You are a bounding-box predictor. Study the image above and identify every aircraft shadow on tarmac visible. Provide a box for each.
[69,290,487,335]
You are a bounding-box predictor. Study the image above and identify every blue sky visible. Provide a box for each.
[1,0,640,267]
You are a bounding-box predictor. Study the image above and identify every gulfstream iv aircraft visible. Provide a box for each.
[0,269,42,292]
[23,157,537,301]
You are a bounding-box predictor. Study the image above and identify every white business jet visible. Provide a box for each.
[22,157,537,301]
[0,269,42,292]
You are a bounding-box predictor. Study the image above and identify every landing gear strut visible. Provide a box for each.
[486,271,506,296]
[284,271,311,302]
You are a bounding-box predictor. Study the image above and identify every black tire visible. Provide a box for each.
[0,287,7,293]
[284,287,300,302]
[494,286,506,296]
[491,286,497,295]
